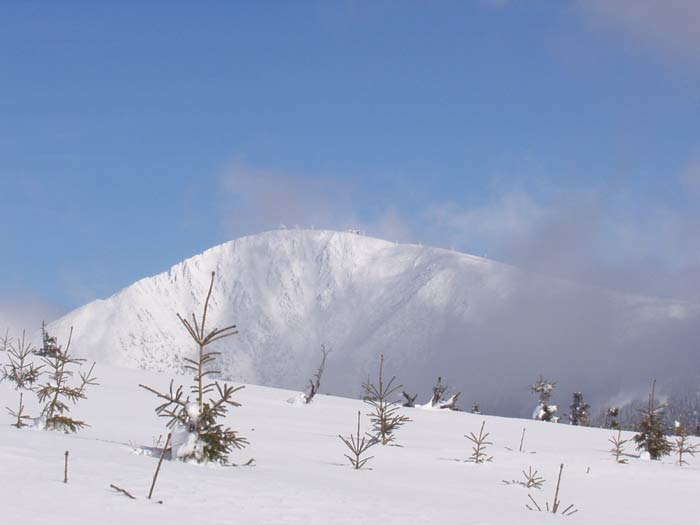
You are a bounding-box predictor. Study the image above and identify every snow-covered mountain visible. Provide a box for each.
[48,229,700,416]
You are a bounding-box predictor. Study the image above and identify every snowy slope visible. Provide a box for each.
[1,364,698,524]
[47,229,700,417]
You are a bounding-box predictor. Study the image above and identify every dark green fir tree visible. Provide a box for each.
[633,380,672,460]
[569,392,590,426]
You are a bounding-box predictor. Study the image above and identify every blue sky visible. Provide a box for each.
[1,0,700,323]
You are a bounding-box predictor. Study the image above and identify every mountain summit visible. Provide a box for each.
[48,229,700,416]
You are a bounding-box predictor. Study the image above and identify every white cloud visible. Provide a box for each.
[218,157,700,301]
[426,192,544,250]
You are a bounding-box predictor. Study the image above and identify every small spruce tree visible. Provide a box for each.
[2,331,43,428]
[139,271,248,463]
[608,430,628,464]
[530,375,559,423]
[604,407,620,430]
[633,379,672,460]
[37,321,61,357]
[338,411,376,469]
[362,354,410,445]
[569,392,590,426]
[36,327,98,433]
[465,420,493,463]
[672,421,698,466]
[2,331,42,390]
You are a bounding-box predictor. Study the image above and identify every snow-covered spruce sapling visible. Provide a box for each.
[672,421,698,466]
[633,379,672,460]
[37,321,61,357]
[603,406,620,430]
[429,376,461,410]
[338,411,376,469]
[609,430,628,464]
[530,375,559,423]
[465,420,493,463]
[2,331,43,428]
[139,271,248,464]
[363,354,410,445]
[568,392,590,426]
[303,344,331,404]
[36,327,98,433]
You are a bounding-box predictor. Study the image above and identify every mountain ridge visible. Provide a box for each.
[48,228,700,417]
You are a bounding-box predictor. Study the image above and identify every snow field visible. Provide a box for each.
[1,364,698,524]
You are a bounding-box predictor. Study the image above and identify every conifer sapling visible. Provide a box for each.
[36,327,97,433]
[37,321,61,357]
[139,271,248,463]
[604,407,620,430]
[363,354,410,445]
[2,331,42,428]
[633,379,672,460]
[568,392,590,426]
[530,375,559,423]
[1,330,42,390]
[525,464,578,516]
[338,411,376,469]
[608,430,628,464]
[465,420,493,463]
[673,421,698,466]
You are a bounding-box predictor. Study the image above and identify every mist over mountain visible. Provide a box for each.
[48,229,700,417]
